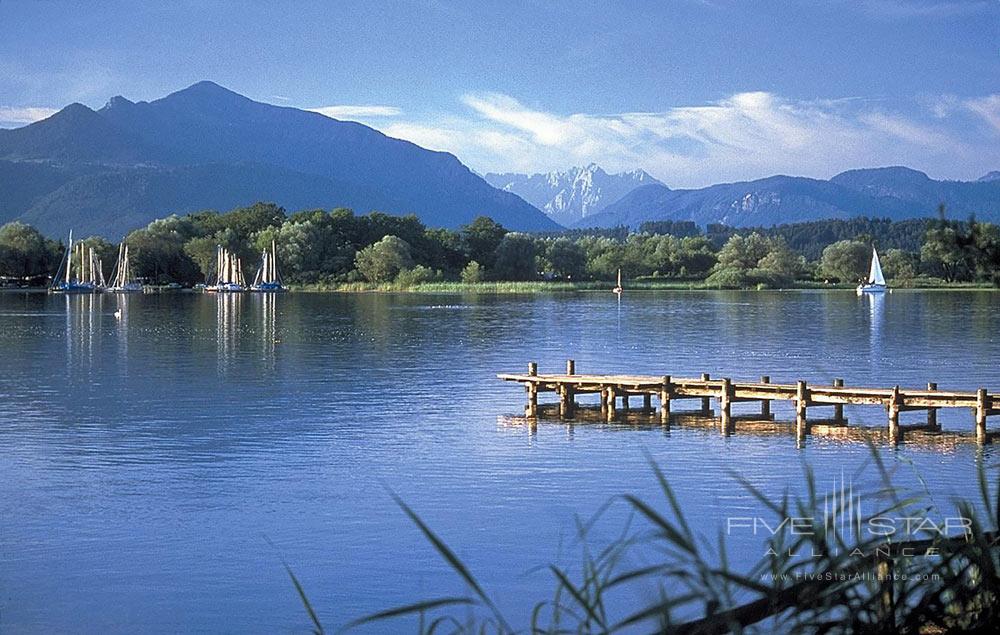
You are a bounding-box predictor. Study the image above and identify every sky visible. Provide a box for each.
[1,0,999,187]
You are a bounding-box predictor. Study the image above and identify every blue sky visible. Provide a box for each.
[1,0,998,186]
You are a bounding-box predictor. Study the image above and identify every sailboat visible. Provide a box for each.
[49,231,101,294]
[612,268,623,295]
[857,247,888,295]
[105,243,143,293]
[205,245,246,293]
[250,240,285,292]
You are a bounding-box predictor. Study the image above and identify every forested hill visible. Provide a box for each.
[0,81,558,238]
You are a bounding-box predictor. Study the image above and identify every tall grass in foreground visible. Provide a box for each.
[288,444,999,633]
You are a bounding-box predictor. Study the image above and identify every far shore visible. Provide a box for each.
[5,280,997,295]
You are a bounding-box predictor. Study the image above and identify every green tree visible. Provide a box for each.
[820,240,870,282]
[461,261,484,283]
[546,238,587,279]
[756,237,805,282]
[492,233,538,281]
[461,217,508,268]
[355,235,413,283]
[880,248,919,282]
[0,221,53,278]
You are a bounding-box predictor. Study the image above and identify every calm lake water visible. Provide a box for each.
[1,290,998,633]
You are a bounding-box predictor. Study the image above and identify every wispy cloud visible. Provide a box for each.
[309,105,401,119]
[364,90,995,187]
[0,105,58,126]
[964,94,1000,133]
[923,93,1000,134]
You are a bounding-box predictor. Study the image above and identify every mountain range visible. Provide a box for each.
[581,167,1000,229]
[484,164,661,227]
[0,81,558,238]
[1,81,998,237]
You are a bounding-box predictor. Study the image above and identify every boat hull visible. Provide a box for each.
[856,284,888,295]
[49,283,99,294]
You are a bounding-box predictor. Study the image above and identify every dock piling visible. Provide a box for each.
[927,382,938,429]
[526,362,538,417]
[659,375,671,423]
[721,377,733,433]
[833,378,845,423]
[976,388,988,443]
[888,385,901,443]
[760,375,771,418]
[701,373,712,412]
[559,359,576,418]
[795,380,809,438]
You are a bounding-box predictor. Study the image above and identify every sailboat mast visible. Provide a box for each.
[66,231,74,283]
[270,240,277,282]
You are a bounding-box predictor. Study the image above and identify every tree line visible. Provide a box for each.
[1,202,999,288]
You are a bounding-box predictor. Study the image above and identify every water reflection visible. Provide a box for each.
[215,292,242,373]
[64,293,103,378]
[2,290,999,632]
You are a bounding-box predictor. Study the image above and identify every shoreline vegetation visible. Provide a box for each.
[2,202,1000,292]
[289,447,1000,634]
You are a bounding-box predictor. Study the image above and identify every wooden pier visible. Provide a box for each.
[498,361,998,444]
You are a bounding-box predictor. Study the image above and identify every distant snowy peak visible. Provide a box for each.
[484,164,664,227]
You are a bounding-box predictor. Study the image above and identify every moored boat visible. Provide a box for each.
[250,240,285,292]
[857,247,888,295]
[105,243,143,293]
[49,231,102,294]
[205,245,246,292]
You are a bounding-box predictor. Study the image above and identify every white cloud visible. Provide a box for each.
[366,90,994,187]
[963,95,1000,133]
[0,106,58,126]
[309,105,401,119]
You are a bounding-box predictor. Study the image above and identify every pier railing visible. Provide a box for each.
[498,360,996,444]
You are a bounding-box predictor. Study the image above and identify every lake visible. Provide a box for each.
[1,290,998,633]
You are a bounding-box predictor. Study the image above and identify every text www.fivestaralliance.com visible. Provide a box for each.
[760,572,941,582]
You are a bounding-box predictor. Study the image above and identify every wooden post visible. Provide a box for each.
[622,394,630,411]
[642,393,652,413]
[526,362,538,417]
[605,386,616,421]
[888,385,901,443]
[795,380,809,438]
[833,378,844,423]
[701,373,712,412]
[760,375,771,419]
[659,375,671,423]
[720,377,733,433]
[560,360,575,418]
[976,388,988,443]
[600,385,608,417]
[524,362,538,417]
[926,382,938,429]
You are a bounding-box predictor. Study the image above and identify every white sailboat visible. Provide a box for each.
[612,268,623,295]
[49,231,101,294]
[250,240,285,292]
[857,247,888,295]
[106,243,143,293]
[205,245,246,293]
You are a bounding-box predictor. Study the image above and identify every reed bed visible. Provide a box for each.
[286,444,999,633]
